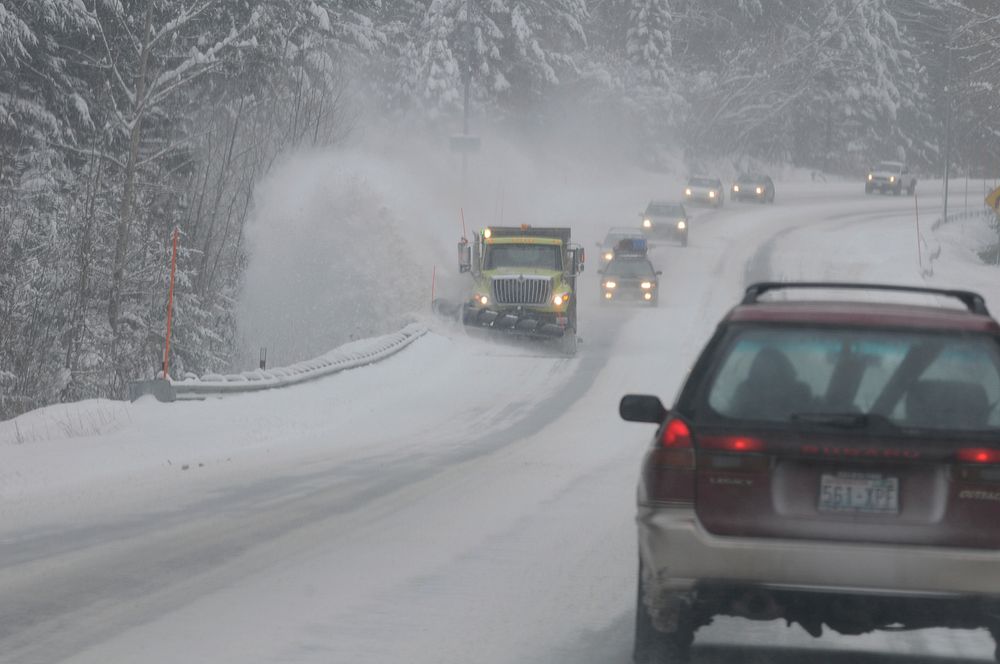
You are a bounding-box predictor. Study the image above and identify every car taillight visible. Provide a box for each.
[957,448,1000,464]
[699,435,765,453]
[662,418,691,448]
[643,418,695,506]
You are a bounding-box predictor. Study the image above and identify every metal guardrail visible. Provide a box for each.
[129,323,428,402]
[931,206,995,232]
[921,206,995,277]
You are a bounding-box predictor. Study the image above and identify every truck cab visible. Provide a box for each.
[458,225,584,353]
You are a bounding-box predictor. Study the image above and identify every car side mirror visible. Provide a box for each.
[620,394,667,423]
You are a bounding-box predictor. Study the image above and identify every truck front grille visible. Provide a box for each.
[492,276,552,305]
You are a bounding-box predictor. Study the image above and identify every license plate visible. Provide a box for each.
[818,473,899,514]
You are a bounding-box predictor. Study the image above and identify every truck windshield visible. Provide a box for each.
[484,244,562,271]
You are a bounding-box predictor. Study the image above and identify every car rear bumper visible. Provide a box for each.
[638,505,1000,597]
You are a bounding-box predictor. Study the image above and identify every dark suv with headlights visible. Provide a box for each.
[621,282,1000,663]
[641,200,688,247]
[730,173,775,203]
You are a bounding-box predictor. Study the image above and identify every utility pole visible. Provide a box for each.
[943,12,956,223]
[462,0,472,200]
[450,0,480,207]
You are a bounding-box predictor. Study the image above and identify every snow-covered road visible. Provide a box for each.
[3,180,998,663]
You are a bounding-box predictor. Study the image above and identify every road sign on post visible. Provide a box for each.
[987,184,1000,219]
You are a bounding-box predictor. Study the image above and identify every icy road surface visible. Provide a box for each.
[2,181,998,663]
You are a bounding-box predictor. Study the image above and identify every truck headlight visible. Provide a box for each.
[604,281,616,289]
[641,281,652,289]
[756,186,763,195]
[684,187,692,196]
[733,185,740,193]
[603,251,613,261]
[643,218,652,228]
[889,175,896,183]
[867,173,873,181]
[553,293,570,306]
[708,190,716,198]
[476,294,488,306]
[677,220,686,230]
[483,228,492,238]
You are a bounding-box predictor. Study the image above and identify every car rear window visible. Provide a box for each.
[705,326,1000,431]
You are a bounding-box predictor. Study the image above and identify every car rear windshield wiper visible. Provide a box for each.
[790,412,898,431]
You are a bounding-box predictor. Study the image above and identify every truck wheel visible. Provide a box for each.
[680,232,688,248]
[634,563,694,664]
[865,185,873,194]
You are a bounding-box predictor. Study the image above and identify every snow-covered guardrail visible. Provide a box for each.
[129,323,428,402]
[931,206,995,231]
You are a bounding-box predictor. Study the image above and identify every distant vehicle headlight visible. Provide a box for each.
[867,173,873,181]
[644,292,652,301]
[684,187,692,196]
[604,292,613,300]
[756,186,763,195]
[553,293,570,306]
[889,175,896,183]
[604,281,617,289]
[733,185,740,193]
[708,190,716,198]
[483,228,492,238]
[643,218,652,228]
[604,251,613,261]
[677,220,686,230]
[641,281,652,289]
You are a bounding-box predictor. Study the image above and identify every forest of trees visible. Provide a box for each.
[1,0,998,418]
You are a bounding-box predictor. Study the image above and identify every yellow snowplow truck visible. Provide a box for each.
[458,225,584,354]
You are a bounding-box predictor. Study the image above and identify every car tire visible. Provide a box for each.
[680,233,688,248]
[894,185,902,196]
[634,563,694,664]
[865,185,873,194]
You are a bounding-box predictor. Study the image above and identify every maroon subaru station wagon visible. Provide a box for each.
[621,282,1000,663]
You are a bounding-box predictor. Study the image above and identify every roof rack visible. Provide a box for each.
[742,282,990,316]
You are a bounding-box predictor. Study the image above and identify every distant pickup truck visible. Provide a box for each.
[866,161,917,196]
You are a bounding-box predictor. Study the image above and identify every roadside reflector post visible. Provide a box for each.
[431,265,437,307]
[162,227,179,380]
[914,193,923,273]
[259,347,267,370]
